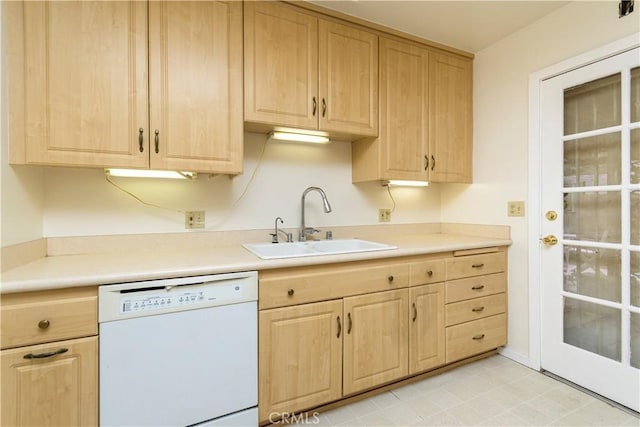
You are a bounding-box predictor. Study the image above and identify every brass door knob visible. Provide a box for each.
[540,235,558,246]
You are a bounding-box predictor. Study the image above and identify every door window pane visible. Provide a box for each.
[632,251,640,308]
[632,67,640,123]
[563,297,621,361]
[564,246,621,302]
[564,132,621,187]
[632,313,640,369]
[564,192,621,243]
[564,73,621,135]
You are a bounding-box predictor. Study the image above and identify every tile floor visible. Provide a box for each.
[308,355,640,426]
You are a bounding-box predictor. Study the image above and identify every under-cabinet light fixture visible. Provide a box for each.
[269,131,331,144]
[105,169,197,180]
[386,180,430,187]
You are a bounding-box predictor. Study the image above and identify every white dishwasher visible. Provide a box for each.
[99,271,258,427]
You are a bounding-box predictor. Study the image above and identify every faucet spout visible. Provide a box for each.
[300,187,332,241]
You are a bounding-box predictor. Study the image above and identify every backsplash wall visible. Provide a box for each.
[39,132,442,239]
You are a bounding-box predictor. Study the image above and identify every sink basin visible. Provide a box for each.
[242,239,397,260]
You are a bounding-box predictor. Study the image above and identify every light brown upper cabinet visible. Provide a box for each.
[244,1,378,140]
[352,38,472,184]
[7,1,243,174]
[429,51,473,183]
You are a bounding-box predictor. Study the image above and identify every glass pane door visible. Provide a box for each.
[540,47,640,412]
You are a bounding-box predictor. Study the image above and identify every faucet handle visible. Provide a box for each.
[269,233,278,244]
[325,230,333,240]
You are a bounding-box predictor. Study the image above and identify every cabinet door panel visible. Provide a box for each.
[1,336,98,427]
[149,1,243,173]
[244,2,318,129]
[259,300,342,423]
[429,52,472,183]
[379,38,429,180]
[11,1,148,168]
[343,289,408,395]
[319,20,378,136]
[409,284,445,374]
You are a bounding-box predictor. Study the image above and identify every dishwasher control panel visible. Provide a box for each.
[99,271,258,322]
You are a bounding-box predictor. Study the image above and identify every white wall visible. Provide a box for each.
[40,133,442,238]
[441,1,640,362]
[0,4,45,248]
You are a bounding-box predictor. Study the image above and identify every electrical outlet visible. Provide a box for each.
[507,201,525,217]
[378,208,391,222]
[185,211,205,229]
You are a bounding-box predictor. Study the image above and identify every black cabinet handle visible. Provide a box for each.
[472,334,485,340]
[312,97,317,116]
[388,275,394,283]
[322,98,326,117]
[287,289,294,297]
[154,129,160,153]
[24,348,68,360]
[38,319,50,329]
[337,316,342,338]
[431,155,435,171]
[472,285,485,290]
[138,128,144,152]
[412,303,417,322]
[347,312,352,334]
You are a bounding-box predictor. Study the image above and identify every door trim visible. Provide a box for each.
[527,32,640,371]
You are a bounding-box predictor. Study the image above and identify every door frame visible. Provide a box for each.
[527,32,640,371]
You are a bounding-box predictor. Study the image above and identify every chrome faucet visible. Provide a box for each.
[300,187,332,241]
[271,216,293,243]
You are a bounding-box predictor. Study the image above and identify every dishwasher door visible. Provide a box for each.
[99,272,257,427]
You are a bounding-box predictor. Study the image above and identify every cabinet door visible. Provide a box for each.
[379,38,429,181]
[1,336,98,427]
[259,300,342,423]
[343,289,408,395]
[7,1,148,168]
[409,283,445,374]
[149,1,243,174]
[244,1,318,130]
[429,52,473,183]
[319,20,378,136]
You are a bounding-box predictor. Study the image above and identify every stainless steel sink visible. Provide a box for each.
[242,239,397,260]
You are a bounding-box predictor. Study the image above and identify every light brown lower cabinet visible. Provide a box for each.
[258,248,507,424]
[258,300,343,423]
[343,289,409,395]
[1,336,98,427]
[409,283,445,373]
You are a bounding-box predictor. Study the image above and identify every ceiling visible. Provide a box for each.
[307,1,570,53]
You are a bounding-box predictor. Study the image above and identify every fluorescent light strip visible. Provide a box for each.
[105,169,197,180]
[269,131,331,144]
[387,180,430,187]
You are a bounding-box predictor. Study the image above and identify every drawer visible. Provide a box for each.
[446,272,506,303]
[446,251,506,280]
[409,260,445,286]
[445,293,506,326]
[1,287,97,349]
[259,260,409,309]
[445,313,507,363]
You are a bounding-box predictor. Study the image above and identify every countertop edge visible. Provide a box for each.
[1,235,512,294]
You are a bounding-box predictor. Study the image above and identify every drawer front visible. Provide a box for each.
[445,293,506,326]
[446,251,506,280]
[445,313,507,363]
[1,296,98,349]
[260,262,409,309]
[409,260,445,286]
[446,272,506,303]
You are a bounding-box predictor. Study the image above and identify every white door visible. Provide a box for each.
[540,47,640,412]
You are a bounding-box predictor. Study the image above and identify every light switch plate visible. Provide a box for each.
[507,201,525,217]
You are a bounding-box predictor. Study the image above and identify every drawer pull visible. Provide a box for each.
[38,319,50,329]
[388,275,394,283]
[427,270,433,277]
[472,307,485,312]
[337,316,342,338]
[472,334,485,340]
[412,303,417,322]
[23,348,68,360]
[287,289,295,297]
[471,285,485,290]
[472,263,485,268]
[347,312,352,334]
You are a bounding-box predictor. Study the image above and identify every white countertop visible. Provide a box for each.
[1,233,511,294]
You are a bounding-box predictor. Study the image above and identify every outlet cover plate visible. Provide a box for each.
[378,208,391,222]
[185,211,205,229]
[507,201,525,217]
